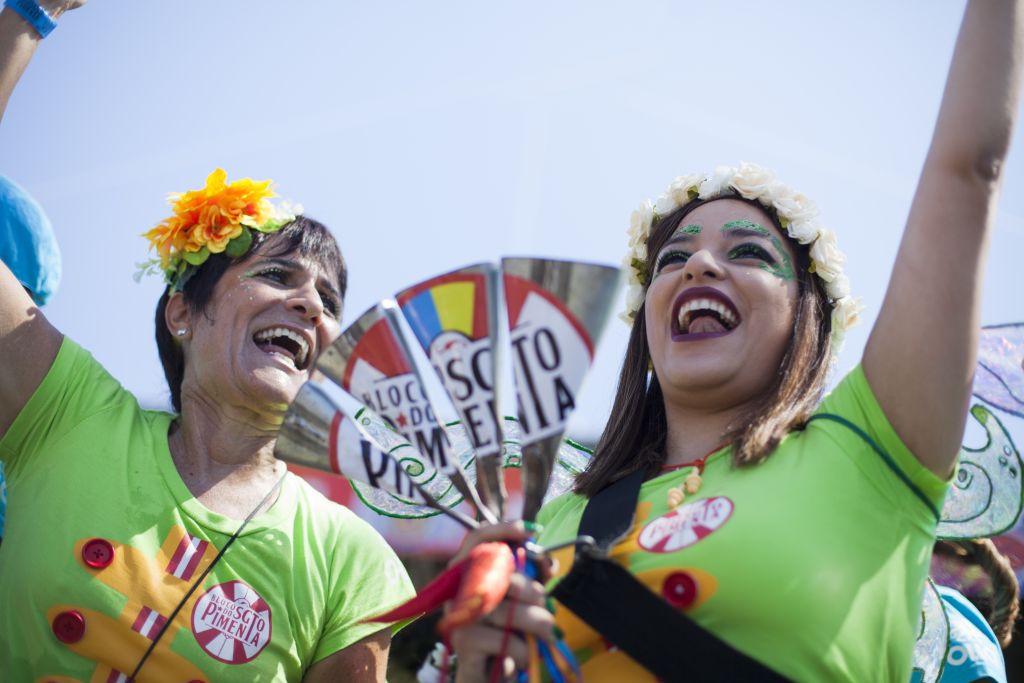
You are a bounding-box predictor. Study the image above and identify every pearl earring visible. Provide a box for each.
[176,328,187,337]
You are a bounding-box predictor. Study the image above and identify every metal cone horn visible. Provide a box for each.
[501,257,622,520]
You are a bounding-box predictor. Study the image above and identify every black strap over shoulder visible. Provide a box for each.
[577,467,646,549]
[551,467,790,682]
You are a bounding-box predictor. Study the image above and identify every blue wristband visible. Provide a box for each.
[4,0,57,39]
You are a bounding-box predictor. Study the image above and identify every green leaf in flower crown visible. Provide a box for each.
[225,228,253,257]
[183,247,210,266]
[174,265,198,292]
[166,258,189,287]
[253,217,288,233]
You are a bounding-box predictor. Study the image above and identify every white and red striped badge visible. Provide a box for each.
[166,533,210,581]
[105,670,131,683]
[638,496,734,553]
[191,580,272,664]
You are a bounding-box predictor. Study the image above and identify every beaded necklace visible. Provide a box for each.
[661,444,725,510]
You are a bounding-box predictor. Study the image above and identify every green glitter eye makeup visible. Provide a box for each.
[655,250,690,275]
[722,220,795,281]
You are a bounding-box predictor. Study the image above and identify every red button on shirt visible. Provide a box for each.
[661,571,698,609]
[52,610,86,643]
[81,538,114,569]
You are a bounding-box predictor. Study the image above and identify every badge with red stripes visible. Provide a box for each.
[191,580,272,664]
[638,496,734,553]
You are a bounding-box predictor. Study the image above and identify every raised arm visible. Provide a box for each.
[0,1,79,123]
[864,0,1024,477]
[0,2,82,437]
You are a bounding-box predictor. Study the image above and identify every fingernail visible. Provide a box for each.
[553,625,565,639]
[523,521,544,533]
[546,597,557,613]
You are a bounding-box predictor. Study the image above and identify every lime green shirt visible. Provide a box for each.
[0,338,414,681]
[537,366,949,683]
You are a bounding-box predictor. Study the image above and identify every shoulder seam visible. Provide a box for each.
[808,413,940,522]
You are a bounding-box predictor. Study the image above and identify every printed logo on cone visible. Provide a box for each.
[504,280,594,443]
[192,580,272,664]
[638,497,734,553]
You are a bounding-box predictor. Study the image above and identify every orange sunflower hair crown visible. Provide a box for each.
[134,168,299,291]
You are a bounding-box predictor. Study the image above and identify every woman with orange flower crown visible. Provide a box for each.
[0,2,414,681]
[437,2,1024,682]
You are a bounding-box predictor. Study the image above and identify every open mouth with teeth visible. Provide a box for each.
[253,326,311,371]
[672,293,741,340]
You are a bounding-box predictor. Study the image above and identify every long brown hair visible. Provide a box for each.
[575,197,833,497]
[940,539,1020,647]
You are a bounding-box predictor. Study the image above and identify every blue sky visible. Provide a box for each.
[2,0,1020,447]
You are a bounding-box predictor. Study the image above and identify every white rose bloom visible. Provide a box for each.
[655,193,678,217]
[620,284,645,323]
[667,173,703,206]
[830,326,847,352]
[620,252,636,276]
[730,162,775,200]
[634,242,648,266]
[621,250,646,284]
[698,166,733,199]
[832,296,864,332]
[826,273,850,300]
[809,230,844,282]
[628,199,654,247]
[771,186,819,224]
[787,219,822,245]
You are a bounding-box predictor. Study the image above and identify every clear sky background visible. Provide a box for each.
[1,0,1021,448]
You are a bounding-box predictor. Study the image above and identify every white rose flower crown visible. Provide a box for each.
[621,162,863,353]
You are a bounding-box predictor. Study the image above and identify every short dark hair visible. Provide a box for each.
[574,197,833,497]
[154,216,346,412]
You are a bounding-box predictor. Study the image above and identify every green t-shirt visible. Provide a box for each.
[537,366,949,683]
[0,338,415,681]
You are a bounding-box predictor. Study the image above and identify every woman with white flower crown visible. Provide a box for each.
[442,2,1024,681]
[0,2,414,681]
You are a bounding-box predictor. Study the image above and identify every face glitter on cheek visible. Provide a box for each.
[721,220,796,282]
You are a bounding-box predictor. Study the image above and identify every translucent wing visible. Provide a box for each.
[938,404,1023,539]
[911,579,949,683]
[974,323,1024,418]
